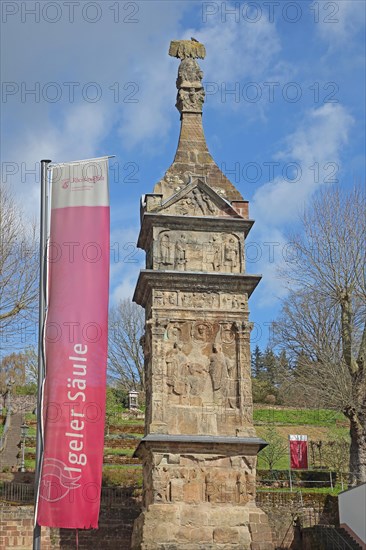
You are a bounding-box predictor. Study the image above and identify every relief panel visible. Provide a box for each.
[146,452,256,506]
[146,315,253,436]
[152,290,247,311]
[161,187,220,217]
[162,320,239,412]
[154,230,243,273]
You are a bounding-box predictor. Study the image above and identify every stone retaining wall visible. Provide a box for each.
[0,498,141,549]
[0,492,339,549]
[257,492,339,549]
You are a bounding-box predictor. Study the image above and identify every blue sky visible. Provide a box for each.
[1,0,365,350]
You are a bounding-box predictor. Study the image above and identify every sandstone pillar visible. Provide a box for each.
[131,39,273,550]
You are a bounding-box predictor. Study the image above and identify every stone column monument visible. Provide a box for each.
[131,40,273,550]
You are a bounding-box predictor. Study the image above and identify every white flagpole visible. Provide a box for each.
[33,159,51,550]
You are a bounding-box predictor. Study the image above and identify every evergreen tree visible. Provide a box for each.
[251,345,264,378]
[262,346,277,385]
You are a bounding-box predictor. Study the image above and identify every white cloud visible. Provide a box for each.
[112,274,139,304]
[187,7,281,82]
[184,5,290,118]
[117,56,177,150]
[316,0,365,47]
[2,3,189,203]
[246,228,289,307]
[248,102,354,306]
[109,224,144,305]
[252,103,354,226]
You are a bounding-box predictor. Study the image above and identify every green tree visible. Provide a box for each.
[252,378,276,404]
[105,388,124,434]
[262,346,277,385]
[0,352,26,393]
[251,345,264,378]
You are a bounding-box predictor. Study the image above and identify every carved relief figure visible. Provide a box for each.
[224,236,238,272]
[192,188,215,215]
[167,323,182,344]
[220,293,246,310]
[177,87,205,113]
[155,231,242,273]
[174,234,187,270]
[211,292,220,308]
[201,191,216,214]
[221,322,236,344]
[152,464,171,502]
[209,343,238,408]
[168,292,177,305]
[159,233,173,267]
[150,455,255,506]
[164,187,218,217]
[154,291,179,307]
[176,197,192,216]
[181,293,193,307]
[209,235,221,271]
[187,362,208,398]
[225,359,238,409]
[192,188,206,214]
[166,342,188,398]
[221,294,229,309]
[193,321,212,343]
[180,291,219,309]
[209,344,228,404]
[155,291,164,306]
[177,57,204,86]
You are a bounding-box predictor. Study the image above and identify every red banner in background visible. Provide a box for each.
[36,158,110,529]
[289,434,308,469]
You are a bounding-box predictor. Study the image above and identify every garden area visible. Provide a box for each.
[0,399,351,496]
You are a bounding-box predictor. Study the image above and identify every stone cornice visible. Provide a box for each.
[137,212,255,251]
[134,434,268,458]
[133,270,261,307]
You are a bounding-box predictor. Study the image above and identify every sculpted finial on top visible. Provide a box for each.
[169,39,206,60]
[169,40,206,115]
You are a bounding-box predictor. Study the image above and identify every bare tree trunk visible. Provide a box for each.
[273,186,366,482]
[346,320,366,485]
[347,410,366,485]
[341,295,366,485]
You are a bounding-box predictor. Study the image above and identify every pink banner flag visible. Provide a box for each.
[289,434,308,469]
[36,158,110,528]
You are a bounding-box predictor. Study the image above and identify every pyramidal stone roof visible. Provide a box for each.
[153,40,244,203]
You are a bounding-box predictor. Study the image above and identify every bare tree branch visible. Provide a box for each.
[108,299,144,391]
[274,185,366,484]
[0,184,39,348]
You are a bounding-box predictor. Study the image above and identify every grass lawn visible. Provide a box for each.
[257,448,289,470]
[257,484,346,496]
[108,417,144,428]
[256,423,349,470]
[102,464,143,487]
[18,406,350,495]
[253,407,346,426]
[104,447,136,457]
